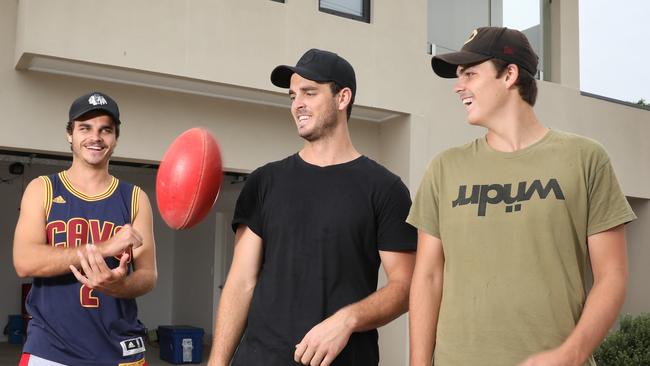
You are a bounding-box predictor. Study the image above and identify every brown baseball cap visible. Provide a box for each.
[431,27,538,78]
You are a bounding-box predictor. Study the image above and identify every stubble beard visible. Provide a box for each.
[300,100,339,142]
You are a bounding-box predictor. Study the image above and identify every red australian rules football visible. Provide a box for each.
[156,128,223,230]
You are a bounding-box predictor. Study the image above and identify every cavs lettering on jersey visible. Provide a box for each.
[23,171,147,366]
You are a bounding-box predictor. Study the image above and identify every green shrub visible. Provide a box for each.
[594,313,650,366]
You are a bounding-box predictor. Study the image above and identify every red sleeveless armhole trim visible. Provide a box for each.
[19,353,30,366]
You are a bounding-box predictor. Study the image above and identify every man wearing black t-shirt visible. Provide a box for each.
[207,49,417,366]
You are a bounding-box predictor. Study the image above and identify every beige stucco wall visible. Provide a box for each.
[624,198,650,317]
[13,0,428,114]
[548,0,580,89]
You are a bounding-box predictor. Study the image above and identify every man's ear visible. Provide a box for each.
[338,87,353,112]
[504,64,519,88]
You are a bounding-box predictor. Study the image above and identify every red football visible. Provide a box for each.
[156,128,223,230]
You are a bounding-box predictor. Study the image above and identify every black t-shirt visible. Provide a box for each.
[231,154,417,366]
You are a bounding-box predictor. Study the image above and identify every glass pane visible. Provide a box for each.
[496,0,543,78]
[580,0,650,105]
[428,0,490,54]
[321,0,363,17]
[501,0,539,30]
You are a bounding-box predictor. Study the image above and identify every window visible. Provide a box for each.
[319,0,370,23]
[500,0,544,79]
[580,0,649,107]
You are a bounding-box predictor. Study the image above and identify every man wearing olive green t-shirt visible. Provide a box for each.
[407,27,636,366]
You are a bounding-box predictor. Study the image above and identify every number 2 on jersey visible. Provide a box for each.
[80,285,99,307]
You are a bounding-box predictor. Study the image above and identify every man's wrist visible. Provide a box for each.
[95,243,107,257]
[557,340,586,366]
[208,353,228,366]
[337,306,359,333]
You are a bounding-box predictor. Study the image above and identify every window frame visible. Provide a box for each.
[319,0,370,23]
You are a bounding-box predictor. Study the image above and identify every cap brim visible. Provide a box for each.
[431,51,492,78]
[70,107,121,124]
[270,65,329,88]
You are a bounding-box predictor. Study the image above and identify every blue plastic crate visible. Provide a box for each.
[5,314,25,344]
[158,325,204,364]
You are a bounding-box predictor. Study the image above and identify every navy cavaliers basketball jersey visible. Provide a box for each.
[23,171,147,366]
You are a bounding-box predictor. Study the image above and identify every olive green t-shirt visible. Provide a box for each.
[407,130,636,366]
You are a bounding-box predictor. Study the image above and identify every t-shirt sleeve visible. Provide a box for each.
[376,179,417,252]
[231,168,264,237]
[407,156,441,239]
[587,149,637,236]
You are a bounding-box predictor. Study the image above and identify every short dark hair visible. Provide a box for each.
[66,111,120,138]
[329,82,354,121]
[490,58,538,106]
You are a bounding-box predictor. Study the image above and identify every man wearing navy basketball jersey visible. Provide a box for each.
[13,91,157,366]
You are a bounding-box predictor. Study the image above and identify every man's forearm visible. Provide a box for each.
[15,244,83,278]
[99,268,157,299]
[336,277,411,333]
[409,274,442,366]
[292,278,412,366]
[557,275,626,364]
[208,283,254,366]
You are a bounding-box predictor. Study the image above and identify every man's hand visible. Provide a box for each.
[518,347,579,366]
[294,310,354,366]
[70,244,129,293]
[100,224,143,258]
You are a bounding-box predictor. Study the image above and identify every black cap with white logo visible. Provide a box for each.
[69,91,121,124]
[270,49,356,100]
[432,27,539,78]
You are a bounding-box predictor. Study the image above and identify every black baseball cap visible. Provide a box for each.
[432,27,538,78]
[69,91,121,124]
[271,49,356,99]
